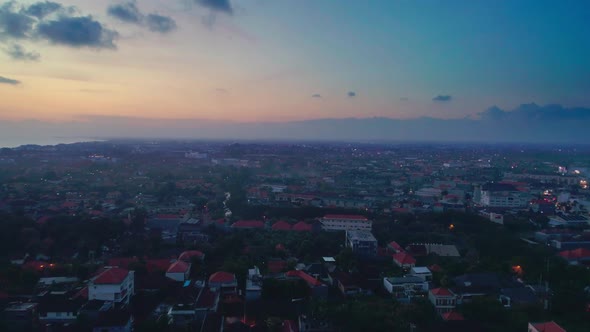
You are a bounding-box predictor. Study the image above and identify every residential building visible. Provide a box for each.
[392,252,416,269]
[345,230,377,256]
[208,271,238,294]
[410,267,433,282]
[246,267,263,301]
[383,276,429,302]
[88,267,134,305]
[428,288,457,314]
[3,303,38,332]
[475,183,530,208]
[166,261,191,282]
[320,214,372,231]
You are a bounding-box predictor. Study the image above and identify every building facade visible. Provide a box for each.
[321,214,372,231]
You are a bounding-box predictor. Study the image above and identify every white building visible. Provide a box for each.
[89,267,134,305]
[321,214,372,231]
[476,183,530,208]
[409,267,433,282]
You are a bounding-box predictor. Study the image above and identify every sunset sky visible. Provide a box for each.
[1,0,590,123]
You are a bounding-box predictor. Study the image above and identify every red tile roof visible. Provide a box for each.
[267,260,288,273]
[286,270,323,287]
[292,221,312,232]
[93,267,129,284]
[430,288,454,297]
[442,311,464,321]
[108,257,139,268]
[530,321,566,332]
[272,220,292,231]
[323,214,368,221]
[232,220,265,228]
[428,264,443,272]
[179,250,205,262]
[388,241,404,251]
[392,252,416,265]
[558,248,590,260]
[167,261,190,273]
[209,271,236,284]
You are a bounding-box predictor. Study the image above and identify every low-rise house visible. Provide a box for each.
[37,291,84,324]
[166,261,191,282]
[528,321,566,332]
[392,252,416,269]
[286,270,329,298]
[93,309,132,332]
[330,271,362,297]
[409,266,433,282]
[428,288,457,314]
[387,241,404,254]
[499,287,539,308]
[383,276,429,302]
[558,248,590,265]
[3,303,38,332]
[179,250,205,263]
[89,267,134,305]
[209,271,238,294]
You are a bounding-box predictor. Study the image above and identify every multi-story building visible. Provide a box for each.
[345,230,377,256]
[89,267,134,305]
[320,214,372,231]
[475,183,530,208]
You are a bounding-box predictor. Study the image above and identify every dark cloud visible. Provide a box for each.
[107,1,143,24]
[24,1,63,19]
[215,88,228,94]
[311,94,322,98]
[0,3,36,38]
[400,97,409,101]
[479,103,590,123]
[0,75,20,85]
[3,43,40,61]
[146,14,176,33]
[195,0,233,14]
[433,95,452,102]
[36,16,118,49]
[348,91,356,97]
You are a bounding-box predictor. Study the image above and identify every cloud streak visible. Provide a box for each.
[348,91,356,97]
[0,75,20,85]
[146,14,177,33]
[24,1,63,19]
[195,0,233,14]
[3,43,40,61]
[433,95,452,102]
[107,1,177,34]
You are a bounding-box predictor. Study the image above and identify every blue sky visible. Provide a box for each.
[0,0,589,123]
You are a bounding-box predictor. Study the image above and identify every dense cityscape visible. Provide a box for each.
[0,140,588,331]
